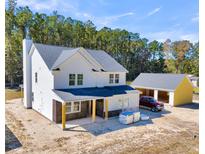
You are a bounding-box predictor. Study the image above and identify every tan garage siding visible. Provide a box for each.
[174,77,193,106]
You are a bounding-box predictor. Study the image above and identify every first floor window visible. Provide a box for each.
[66,102,72,113]
[115,74,119,83]
[65,102,81,113]
[35,72,38,83]
[109,74,114,83]
[69,74,75,86]
[77,74,83,85]
[73,101,81,112]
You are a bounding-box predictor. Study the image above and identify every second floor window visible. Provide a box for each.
[77,74,83,85]
[109,74,119,84]
[69,74,83,86]
[109,74,114,83]
[69,74,75,86]
[115,74,119,83]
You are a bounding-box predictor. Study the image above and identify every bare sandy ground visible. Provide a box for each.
[6,99,199,154]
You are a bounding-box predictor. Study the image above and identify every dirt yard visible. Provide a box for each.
[6,99,199,154]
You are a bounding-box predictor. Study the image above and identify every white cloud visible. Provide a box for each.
[191,15,199,22]
[18,0,57,11]
[143,30,198,43]
[17,0,76,13]
[17,0,134,28]
[180,34,198,42]
[76,12,135,27]
[147,7,161,16]
[97,12,134,26]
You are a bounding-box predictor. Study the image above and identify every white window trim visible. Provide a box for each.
[109,74,114,84]
[69,73,84,86]
[109,73,120,84]
[77,74,83,85]
[69,74,76,86]
[115,74,119,83]
[66,101,81,114]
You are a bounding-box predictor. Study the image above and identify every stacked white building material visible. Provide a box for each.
[119,111,134,124]
[133,112,140,122]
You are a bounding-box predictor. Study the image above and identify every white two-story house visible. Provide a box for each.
[23,39,140,129]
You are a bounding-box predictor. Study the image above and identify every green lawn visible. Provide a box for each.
[126,81,132,85]
[193,87,199,94]
[5,89,23,100]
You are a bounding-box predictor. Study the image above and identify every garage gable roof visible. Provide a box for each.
[131,73,187,91]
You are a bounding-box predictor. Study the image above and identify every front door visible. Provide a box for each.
[96,99,104,117]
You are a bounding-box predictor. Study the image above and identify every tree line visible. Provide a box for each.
[5,0,199,87]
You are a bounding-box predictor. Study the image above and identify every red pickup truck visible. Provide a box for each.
[139,96,164,112]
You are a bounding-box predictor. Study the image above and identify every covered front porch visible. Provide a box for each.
[53,85,139,130]
[61,98,109,130]
[58,116,105,129]
[52,98,109,130]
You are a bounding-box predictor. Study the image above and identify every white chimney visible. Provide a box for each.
[23,39,33,108]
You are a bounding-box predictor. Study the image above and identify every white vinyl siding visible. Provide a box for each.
[53,53,126,89]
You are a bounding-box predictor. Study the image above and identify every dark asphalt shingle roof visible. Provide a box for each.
[131,73,187,91]
[56,85,135,97]
[53,85,141,101]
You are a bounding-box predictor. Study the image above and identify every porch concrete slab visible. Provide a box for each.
[58,116,105,129]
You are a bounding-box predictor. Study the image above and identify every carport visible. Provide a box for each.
[131,73,193,106]
[158,91,169,103]
[137,88,169,103]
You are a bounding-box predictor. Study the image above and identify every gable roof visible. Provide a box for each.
[51,48,80,69]
[33,43,73,69]
[32,43,128,72]
[86,49,128,72]
[131,73,188,91]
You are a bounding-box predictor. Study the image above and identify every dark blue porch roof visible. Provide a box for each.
[55,85,135,97]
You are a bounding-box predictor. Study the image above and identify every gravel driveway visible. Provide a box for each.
[6,99,199,154]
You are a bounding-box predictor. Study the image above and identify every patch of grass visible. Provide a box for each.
[193,87,199,94]
[126,81,132,85]
[5,89,23,100]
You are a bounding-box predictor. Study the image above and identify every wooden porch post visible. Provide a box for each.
[92,99,96,122]
[105,98,109,120]
[21,87,23,103]
[88,100,92,116]
[62,102,66,130]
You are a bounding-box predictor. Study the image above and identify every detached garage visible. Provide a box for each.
[131,73,193,106]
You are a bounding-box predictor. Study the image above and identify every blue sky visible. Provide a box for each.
[13,0,198,43]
